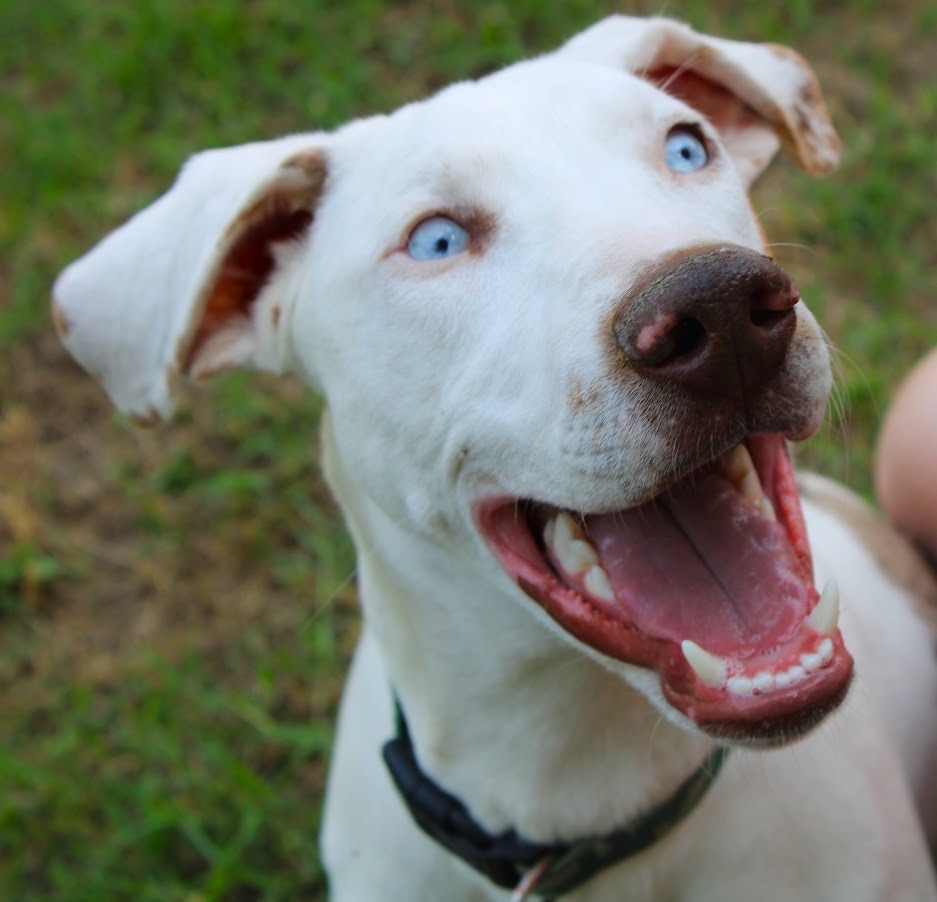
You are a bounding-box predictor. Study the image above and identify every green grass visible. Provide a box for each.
[1,654,333,900]
[2,1,936,898]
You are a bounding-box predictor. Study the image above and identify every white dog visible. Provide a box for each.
[53,16,937,901]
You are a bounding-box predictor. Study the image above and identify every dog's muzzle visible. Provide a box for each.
[480,241,851,744]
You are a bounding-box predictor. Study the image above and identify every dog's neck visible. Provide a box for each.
[322,424,716,841]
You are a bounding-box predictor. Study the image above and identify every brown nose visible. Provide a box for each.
[615,245,799,402]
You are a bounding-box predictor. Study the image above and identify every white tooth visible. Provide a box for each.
[723,444,755,484]
[584,565,614,602]
[800,652,823,673]
[804,579,839,636]
[545,512,599,576]
[726,676,754,697]
[553,511,581,545]
[554,514,599,575]
[760,496,778,522]
[752,672,775,693]
[786,665,806,683]
[543,517,556,550]
[567,540,599,574]
[774,671,794,689]
[681,640,728,689]
[817,637,834,664]
[723,444,770,513]
[739,468,763,506]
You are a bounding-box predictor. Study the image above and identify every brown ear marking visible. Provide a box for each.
[763,46,840,176]
[187,205,313,369]
[647,65,762,134]
[184,149,328,373]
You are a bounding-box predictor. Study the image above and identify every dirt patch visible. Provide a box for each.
[1,328,358,699]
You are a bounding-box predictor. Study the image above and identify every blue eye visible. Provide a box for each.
[665,126,709,174]
[407,216,470,261]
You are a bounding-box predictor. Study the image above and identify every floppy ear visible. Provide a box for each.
[558,16,840,184]
[53,134,328,424]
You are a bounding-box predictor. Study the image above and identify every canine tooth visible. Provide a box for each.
[584,565,615,602]
[723,445,758,491]
[760,496,778,522]
[800,652,823,673]
[553,511,582,544]
[752,672,775,693]
[804,579,839,636]
[817,637,834,664]
[722,444,754,482]
[723,444,770,513]
[726,676,754,697]
[681,640,728,689]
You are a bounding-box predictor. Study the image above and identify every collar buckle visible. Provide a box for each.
[511,855,556,901]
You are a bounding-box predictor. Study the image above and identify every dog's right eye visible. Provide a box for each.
[665,125,710,174]
[407,216,470,261]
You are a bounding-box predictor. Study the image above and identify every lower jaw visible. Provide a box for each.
[661,647,854,746]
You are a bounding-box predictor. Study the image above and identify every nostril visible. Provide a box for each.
[630,314,707,366]
[671,317,706,358]
[750,307,792,329]
[749,278,800,330]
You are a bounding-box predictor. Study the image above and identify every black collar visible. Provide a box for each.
[382,698,728,899]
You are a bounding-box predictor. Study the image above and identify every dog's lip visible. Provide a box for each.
[476,435,854,741]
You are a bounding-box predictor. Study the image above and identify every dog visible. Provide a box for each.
[53,15,937,900]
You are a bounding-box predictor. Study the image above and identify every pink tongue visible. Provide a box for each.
[586,471,810,656]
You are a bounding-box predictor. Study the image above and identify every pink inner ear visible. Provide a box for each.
[185,206,313,371]
[646,66,762,136]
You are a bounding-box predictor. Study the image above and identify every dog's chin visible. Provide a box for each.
[478,433,854,747]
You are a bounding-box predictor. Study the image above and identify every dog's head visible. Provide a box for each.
[54,16,848,746]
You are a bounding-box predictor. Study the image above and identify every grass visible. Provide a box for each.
[1,1,936,898]
[1,655,334,900]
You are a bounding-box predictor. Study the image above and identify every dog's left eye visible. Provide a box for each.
[665,126,709,174]
[407,216,470,261]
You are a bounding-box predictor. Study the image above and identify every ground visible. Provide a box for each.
[2,1,936,899]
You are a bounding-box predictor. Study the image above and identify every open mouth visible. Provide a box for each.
[479,434,853,744]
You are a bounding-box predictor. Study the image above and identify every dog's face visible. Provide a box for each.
[54,16,850,746]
